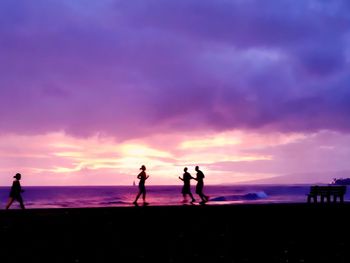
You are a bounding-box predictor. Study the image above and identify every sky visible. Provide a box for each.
[1,0,350,186]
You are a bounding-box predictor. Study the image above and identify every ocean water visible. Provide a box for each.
[0,185,349,209]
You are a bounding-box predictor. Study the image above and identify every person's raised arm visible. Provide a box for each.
[179,176,184,181]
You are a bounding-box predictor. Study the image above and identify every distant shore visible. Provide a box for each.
[0,203,349,263]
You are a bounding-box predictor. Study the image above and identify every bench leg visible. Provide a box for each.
[307,195,317,203]
[307,195,318,203]
[340,195,344,203]
[327,195,331,203]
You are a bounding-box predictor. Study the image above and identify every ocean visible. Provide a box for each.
[0,184,348,209]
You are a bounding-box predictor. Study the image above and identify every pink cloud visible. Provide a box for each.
[1,1,350,185]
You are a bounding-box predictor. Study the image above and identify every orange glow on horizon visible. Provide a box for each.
[0,130,332,186]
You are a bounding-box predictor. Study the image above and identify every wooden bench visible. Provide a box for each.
[307,185,346,203]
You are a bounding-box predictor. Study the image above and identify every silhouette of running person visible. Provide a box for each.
[6,173,25,210]
[194,166,209,204]
[179,167,196,203]
[133,165,149,205]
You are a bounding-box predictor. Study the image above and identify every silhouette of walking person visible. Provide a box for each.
[179,167,196,203]
[133,165,149,205]
[194,166,209,204]
[6,173,25,210]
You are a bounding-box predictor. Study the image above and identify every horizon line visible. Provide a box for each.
[0,183,319,188]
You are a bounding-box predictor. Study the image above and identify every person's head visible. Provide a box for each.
[140,165,146,171]
[195,166,199,171]
[14,173,21,180]
[184,167,188,172]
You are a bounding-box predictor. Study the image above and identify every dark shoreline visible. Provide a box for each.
[1,203,349,262]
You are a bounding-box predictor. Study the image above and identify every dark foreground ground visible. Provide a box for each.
[1,203,350,263]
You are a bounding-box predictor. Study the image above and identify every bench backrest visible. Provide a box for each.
[310,185,347,195]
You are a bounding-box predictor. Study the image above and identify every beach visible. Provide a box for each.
[1,203,349,263]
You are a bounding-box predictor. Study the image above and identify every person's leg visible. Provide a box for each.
[199,193,206,202]
[17,196,25,210]
[142,189,146,202]
[199,195,207,204]
[6,198,14,210]
[189,193,195,202]
[196,187,201,201]
[134,191,141,203]
[196,183,204,200]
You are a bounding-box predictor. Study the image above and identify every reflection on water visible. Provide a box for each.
[0,185,344,209]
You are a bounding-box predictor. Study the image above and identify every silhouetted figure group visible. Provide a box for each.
[5,166,209,209]
[178,166,209,204]
[6,173,25,210]
[133,165,209,206]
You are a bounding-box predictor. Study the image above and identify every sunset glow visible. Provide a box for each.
[0,130,350,186]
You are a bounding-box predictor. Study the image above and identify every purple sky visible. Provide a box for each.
[1,0,350,185]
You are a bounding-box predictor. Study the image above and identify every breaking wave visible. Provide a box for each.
[210,191,268,202]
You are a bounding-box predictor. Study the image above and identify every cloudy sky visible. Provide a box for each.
[1,0,350,185]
